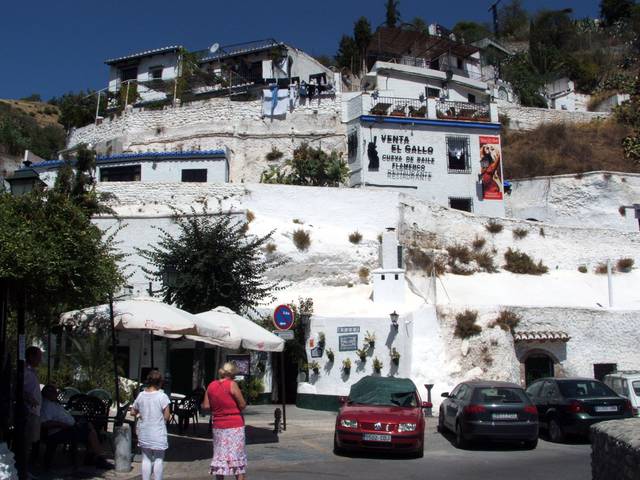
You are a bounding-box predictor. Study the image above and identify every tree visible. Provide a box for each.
[335,35,359,71]
[138,206,285,316]
[501,52,547,107]
[385,0,400,27]
[529,9,578,76]
[49,91,103,131]
[600,0,635,26]
[0,190,124,327]
[0,102,65,158]
[354,16,372,73]
[498,0,529,40]
[453,21,492,43]
[405,17,429,35]
[260,143,349,187]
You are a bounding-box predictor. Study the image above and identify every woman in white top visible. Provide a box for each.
[132,370,171,480]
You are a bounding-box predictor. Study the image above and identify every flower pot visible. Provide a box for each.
[343,367,351,375]
[368,341,375,349]
[392,358,400,366]
[313,368,320,375]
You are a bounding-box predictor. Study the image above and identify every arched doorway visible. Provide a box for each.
[524,353,554,386]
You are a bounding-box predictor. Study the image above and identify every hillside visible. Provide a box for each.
[0,99,65,159]
[502,120,639,179]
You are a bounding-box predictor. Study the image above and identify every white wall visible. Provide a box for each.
[499,104,610,131]
[354,121,506,217]
[97,158,227,183]
[506,171,640,232]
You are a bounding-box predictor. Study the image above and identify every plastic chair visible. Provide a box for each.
[87,388,113,411]
[67,394,109,438]
[57,387,81,407]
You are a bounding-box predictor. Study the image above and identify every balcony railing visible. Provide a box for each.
[369,97,428,118]
[435,100,490,122]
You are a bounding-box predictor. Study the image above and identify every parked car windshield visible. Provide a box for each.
[633,381,640,396]
[473,387,527,404]
[348,376,418,407]
[558,380,617,398]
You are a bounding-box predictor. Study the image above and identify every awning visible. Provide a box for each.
[514,331,571,343]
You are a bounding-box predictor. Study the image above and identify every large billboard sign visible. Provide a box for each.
[478,136,503,200]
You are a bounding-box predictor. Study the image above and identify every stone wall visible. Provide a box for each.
[592,419,640,480]
[500,105,611,131]
[68,95,345,182]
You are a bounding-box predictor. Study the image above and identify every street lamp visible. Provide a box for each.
[390,310,399,328]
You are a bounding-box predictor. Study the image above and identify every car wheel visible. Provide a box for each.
[333,433,344,455]
[437,410,446,433]
[455,422,469,449]
[414,442,424,459]
[523,438,538,450]
[548,419,565,443]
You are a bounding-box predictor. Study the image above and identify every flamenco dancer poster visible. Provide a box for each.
[478,136,504,200]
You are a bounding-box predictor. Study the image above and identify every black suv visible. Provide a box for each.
[526,377,633,442]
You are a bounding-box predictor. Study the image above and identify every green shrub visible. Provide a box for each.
[472,236,486,251]
[349,231,363,244]
[292,229,311,251]
[292,218,303,224]
[238,377,265,403]
[266,147,284,161]
[454,310,481,339]
[491,310,520,333]
[513,228,528,239]
[617,257,634,272]
[578,265,588,273]
[503,248,548,275]
[486,220,503,234]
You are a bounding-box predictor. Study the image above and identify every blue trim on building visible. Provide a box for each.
[20,150,227,172]
[360,115,501,131]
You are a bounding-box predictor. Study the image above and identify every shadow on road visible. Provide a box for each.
[438,428,537,452]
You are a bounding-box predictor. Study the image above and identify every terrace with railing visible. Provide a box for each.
[362,95,495,123]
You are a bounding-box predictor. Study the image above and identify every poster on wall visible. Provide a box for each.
[478,136,504,200]
[226,354,251,376]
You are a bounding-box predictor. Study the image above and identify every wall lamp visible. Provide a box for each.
[390,311,399,328]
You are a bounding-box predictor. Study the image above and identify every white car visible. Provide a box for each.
[604,371,640,417]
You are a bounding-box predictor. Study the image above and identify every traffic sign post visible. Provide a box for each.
[273,305,295,432]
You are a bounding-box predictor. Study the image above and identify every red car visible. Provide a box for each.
[334,376,431,457]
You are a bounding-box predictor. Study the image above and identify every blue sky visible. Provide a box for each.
[1,0,599,100]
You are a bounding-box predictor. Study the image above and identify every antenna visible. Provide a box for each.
[209,43,220,54]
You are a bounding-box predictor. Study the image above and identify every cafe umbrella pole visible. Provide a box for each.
[108,293,121,409]
[280,350,286,431]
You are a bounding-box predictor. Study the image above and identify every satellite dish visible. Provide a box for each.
[209,43,220,54]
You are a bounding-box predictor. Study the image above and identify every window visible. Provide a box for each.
[149,66,163,80]
[594,363,617,381]
[526,381,543,398]
[381,274,386,280]
[120,67,138,82]
[426,87,440,98]
[100,165,141,182]
[541,381,559,399]
[430,58,440,70]
[456,57,463,69]
[558,380,616,398]
[181,169,208,183]
[446,136,471,173]
[394,274,399,280]
[467,93,476,104]
[449,197,473,212]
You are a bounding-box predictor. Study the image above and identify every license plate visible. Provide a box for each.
[492,413,518,421]
[363,433,392,442]
[595,405,618,413]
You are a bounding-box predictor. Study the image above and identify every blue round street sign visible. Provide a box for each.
[273,304,295,331]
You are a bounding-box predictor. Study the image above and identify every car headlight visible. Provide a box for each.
[340,419,358,428]
[398,423,417,432]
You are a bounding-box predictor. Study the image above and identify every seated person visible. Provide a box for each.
[40,385,112,469]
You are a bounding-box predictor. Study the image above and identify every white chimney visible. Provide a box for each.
[372,227,405,306]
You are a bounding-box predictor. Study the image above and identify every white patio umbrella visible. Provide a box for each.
[188,306,285,352]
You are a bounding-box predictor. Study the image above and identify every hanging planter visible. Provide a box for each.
[373,357,383,374]
[342,358,351,374]
[390,348,401,366]
[356,347,368,362]
[308,361,320,375]
[365,331,376,350]
[326,348,334,363]
[318,331,326,348]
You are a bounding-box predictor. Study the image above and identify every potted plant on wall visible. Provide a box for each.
[308,361,320,375]
[390,348,401,366]
[342,358,351,375]
[326,348,334,363]
[318,332,326,348]
[373,357,383,374]
[365,331,376,350]
[356,347,368,362]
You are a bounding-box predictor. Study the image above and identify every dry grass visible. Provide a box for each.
[348,231,363,244]
[578,265,588,273]
[512,228,528,239]
[292,229,311,251]
[446,244,472,264]
[539,227,545,237]
[292,218,303,224]
[503,248,548,275]
[619,206,627,216]
[472,236,486,251]
[503,120,638,178]
[595,262,610,274]
[264,242,277,254]
[358,266,370,283]
[474,250,498,273]
[486,220,503,234]
[617,257,634,272]
[406,247,446,275]
[491,310,520,333]
[454,310,481,339]
[245,210,255,223]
